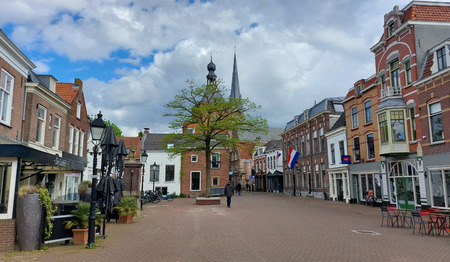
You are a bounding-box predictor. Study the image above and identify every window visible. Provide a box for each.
[353,137,360,161]
[429,170,450,208]
[356,85,361,96]
[409,107,417,141]
[330,144,336,164]
[379,113,388,143]
[306,133,310,155]
[404,60,412,85]
[74,129,79,156]
[187,127,195,134]
[367,133,375,159]
[76,102,81,119]
[380,74,386,91]
[437,47,447,71]
[301,136,305,156]
[79,132,84,157]
[211,153,220,168]
[64,173,80,201]
[191,155,198,162]
[364,100,372,124]
[0,162,12,217]
[191,171,200,191]
[320,128,325,152]
[333,103,344,112]
[390,59,400,88]
[429,102,443,142]
[167,144,174,149]
[68,126,74,154]
[36,106,46,144]
[351,106,358,128]
[388,21,395,37]
[390,111,405,141]
[313,131,318,154]
[0,70,13,125]
[151,165,160,182]
[52,115,61,148]
[165,165,175,182]
[212,177,219,187]
[339,141,345,160]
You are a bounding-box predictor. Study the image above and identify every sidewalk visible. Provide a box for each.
[2,193,449,261]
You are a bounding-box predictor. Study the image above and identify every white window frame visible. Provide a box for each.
[76,101,81,119]
[330,144,336,164]
[191,155,198,162]
[74,129,79,156]
[429,102,444,143]
[0,70,14,125]
[68,126,74,154]
[36,105,46,144]
[79,131,84,157]
[211,152,220,169]
[351,106,358,128]
[52,115,61,149]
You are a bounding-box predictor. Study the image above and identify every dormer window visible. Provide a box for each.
[437,47,447,71]
[388,21,395,37]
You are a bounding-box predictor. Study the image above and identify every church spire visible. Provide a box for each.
[206,55,217,85]
[230,48,241,99]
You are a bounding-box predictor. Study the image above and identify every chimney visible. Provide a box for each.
[75,78,83,92]
[144,128,150,134]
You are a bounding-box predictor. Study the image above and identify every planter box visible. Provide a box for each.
[196,197,220,205]
[72,228,88,245]
[118,214,134,224]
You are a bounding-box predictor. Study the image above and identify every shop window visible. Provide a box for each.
[0,162,12,217]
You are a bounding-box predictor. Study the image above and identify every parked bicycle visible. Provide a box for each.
[161,193,174,202]
[143,190,161,204]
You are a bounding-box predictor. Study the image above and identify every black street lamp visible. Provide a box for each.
[140,150,148,211]
[88,112,106,248]
[152,162,157,192]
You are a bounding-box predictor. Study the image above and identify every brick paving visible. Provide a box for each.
[1,193,449,262]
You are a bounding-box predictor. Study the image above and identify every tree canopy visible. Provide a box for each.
[164,79,268,196]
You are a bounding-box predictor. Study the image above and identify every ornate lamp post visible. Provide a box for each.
[152,162,157,192]
[88,112,106,247]
[140,150,148,211]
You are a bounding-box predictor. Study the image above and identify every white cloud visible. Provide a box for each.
[2,0,448,136]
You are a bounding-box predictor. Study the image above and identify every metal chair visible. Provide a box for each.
[412,210,427,235]
[380,205,391,226]
[387,205,400,227]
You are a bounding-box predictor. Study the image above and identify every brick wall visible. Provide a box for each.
[0,219,15,252]
[0,57,26,141]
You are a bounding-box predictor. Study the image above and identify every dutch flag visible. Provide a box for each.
[276,151,281,159]
[287,148,300,170]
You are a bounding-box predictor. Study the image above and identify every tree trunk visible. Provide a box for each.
[205,141,211,198]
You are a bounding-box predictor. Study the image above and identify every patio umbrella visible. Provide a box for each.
[114,139,128,205]
[97,125,119,237]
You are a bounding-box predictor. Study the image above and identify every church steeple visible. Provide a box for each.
[206,56,217,85]
[230,49,241,99]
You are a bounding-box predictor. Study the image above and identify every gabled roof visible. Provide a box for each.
[402,4,450,23]
[329,113,346,132]
[143,133,168,151]
[284,97,344,132]
[56,83,78,104]
[117,137,142,159]
[264,139,282,152]
[237,142,254,160]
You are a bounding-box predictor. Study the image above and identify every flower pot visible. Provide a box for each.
[118,213,133,224]
[72,228,89,245]
[16,194,42,251]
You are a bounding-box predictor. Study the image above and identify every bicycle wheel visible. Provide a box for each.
[152,196,161,204]
[166,194,174,202]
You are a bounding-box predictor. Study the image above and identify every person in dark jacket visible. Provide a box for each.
[236,183,242,196]
[224,181,234,208]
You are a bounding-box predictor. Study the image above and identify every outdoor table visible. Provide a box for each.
[434,211,450,236]
[397,209,413,228]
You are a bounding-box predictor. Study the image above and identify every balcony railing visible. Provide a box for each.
[381,86,401,99]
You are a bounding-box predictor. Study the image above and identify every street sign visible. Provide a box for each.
[249,175,253,179]
[229,171,233,176]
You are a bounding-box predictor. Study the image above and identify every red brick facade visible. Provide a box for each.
[0,219,15,252]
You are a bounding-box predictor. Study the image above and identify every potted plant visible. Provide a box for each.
[16,186,57,251]
[114,196,139,224]
[64,202,103,245]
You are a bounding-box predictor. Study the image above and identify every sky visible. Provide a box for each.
[1,0,446,137]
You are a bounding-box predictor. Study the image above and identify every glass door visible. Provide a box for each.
[395,177,415,209]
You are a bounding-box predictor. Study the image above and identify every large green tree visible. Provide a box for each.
[164,80,268,197]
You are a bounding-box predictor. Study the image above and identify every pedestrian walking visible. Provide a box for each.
[236,183,242,196]
[224,181,234,208]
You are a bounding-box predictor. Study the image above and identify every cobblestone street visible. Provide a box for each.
[2,193,449,262]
